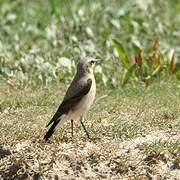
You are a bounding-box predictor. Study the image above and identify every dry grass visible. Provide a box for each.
[0,81,180,179]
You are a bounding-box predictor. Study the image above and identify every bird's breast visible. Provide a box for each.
[70,77,96,119]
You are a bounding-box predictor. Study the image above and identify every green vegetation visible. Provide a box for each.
[0,0,179,86]
[0,0,180,179]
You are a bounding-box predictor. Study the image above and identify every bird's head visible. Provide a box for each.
[77,57,97,74]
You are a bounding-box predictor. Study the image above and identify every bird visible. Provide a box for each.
[44,57,97,142]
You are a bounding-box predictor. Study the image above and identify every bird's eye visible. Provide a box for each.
[90,60,95,65]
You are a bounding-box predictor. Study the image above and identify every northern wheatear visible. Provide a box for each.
[44,57,96,141]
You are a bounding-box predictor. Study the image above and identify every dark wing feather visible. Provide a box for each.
[46,79,92,127]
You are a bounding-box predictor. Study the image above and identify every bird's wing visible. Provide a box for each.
[46,78,92,127]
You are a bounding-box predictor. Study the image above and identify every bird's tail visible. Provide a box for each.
[43,121,59,142]
[44,114,67,142]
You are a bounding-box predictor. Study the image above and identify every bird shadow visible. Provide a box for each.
[0,145,11,160]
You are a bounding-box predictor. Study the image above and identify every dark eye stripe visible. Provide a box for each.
[90,60,95,64]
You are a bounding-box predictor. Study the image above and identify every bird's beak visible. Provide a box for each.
[94,59,100,65]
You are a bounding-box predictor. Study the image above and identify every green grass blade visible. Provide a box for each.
[113,39,132,69]
[122,64,136,87]
[151,65,163,77]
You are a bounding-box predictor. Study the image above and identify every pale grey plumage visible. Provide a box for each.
[44,57,96,141]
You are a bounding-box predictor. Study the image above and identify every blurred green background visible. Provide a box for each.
[0,0,179,87]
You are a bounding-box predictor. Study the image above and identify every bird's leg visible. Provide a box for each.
[71,119,74,138]
[80,116,90,139]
